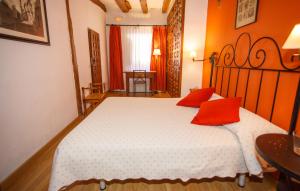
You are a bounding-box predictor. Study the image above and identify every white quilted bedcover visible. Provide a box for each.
[49,97,248,191]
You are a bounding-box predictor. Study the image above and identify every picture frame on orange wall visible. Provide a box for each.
[235,0,259,29]
[0,0,50,45]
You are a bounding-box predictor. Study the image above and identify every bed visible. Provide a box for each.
[49,33,299,191]
[50,96,250,191]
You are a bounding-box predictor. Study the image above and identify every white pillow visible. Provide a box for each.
[209,93,223,101]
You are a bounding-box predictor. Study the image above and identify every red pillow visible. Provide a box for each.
[177,88,215,108]
[191,97,242,126]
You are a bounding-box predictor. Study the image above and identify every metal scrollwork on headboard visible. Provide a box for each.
[215,33,300,71]
[209,32,300,134]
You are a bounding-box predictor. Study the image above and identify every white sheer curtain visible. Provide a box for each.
[121,26,153,71]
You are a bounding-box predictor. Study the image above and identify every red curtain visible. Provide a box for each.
[109,26,124,90]
[150,26,167,91]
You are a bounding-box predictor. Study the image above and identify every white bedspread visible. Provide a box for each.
[49,97,248,191]
[224,108,286,176]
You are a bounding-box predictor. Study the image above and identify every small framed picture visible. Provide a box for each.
[235,0,259,29]
[0,0,50,45]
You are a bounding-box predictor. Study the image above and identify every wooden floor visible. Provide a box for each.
[66,176,277,191]
[1,92,278,191]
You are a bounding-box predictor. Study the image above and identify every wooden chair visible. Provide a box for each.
[90,83,103,93]
[132,70,147,94]
[82,83,105,115]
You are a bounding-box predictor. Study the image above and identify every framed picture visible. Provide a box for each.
[235,0,259,29]
[0,0,50,45]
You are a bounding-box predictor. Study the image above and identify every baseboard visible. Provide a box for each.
[0,114,85,190]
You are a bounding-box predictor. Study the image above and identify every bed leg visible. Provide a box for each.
[100,180,106,191]
[237,173,246,187]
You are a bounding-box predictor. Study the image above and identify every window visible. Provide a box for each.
[121,26,153,71]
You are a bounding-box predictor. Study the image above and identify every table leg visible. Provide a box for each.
[149,75,156,95]
[83,101,87,116]
[277,173,294,191]
[126,75,129,95]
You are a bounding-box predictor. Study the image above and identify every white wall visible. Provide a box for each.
[181,0,208,96]
[0,0,78,181]
[70,0,108,92]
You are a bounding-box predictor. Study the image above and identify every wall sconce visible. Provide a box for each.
[190,51,205,62]
[190,51,218,87]
[283,24,300,62]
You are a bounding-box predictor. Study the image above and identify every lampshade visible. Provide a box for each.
[283,24,300,49]
[153,49,161,56]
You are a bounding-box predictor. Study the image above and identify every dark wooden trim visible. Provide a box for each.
[115,0,131,12]
[178,0,186,97]
[0,0,51,45]
[66,0,83,115]
[0,115,85,190]
[90,0,107,12]
[140,0,148,13]
[162,0,171,13]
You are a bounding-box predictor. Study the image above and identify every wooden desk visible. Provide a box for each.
[124,71,157,93]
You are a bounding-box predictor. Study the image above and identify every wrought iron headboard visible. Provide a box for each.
[208,33,300,134]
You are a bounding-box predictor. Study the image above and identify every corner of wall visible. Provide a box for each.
[181,0,208,96]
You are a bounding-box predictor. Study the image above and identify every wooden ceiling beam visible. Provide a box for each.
[162,0,171,13]
[140,0,148,14]
[125,0,132,10]
[90,0,107,12]
[115,0,132,13]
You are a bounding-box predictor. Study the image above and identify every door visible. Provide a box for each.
[88,29,103,92]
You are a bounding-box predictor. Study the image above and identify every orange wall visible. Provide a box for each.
[203,0,300,132]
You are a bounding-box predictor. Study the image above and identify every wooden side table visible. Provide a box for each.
[256,133,300,191]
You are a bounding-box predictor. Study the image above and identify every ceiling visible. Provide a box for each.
[101,0,173,13]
